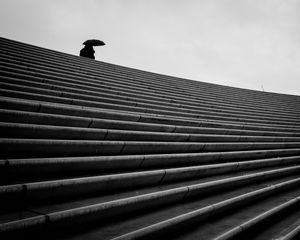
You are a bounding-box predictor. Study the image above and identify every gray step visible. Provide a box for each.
[273,219,300,240]
[111,178,300,240]
[1,58,300,117]
[3,122,300,142]
[2,82,300,128]
[2,109,300,137]
[2,93,300,132]
[2,97,300,134]
[1,166,294,225]
[1,158,299,203]
[2,73,299,121]
[1,60,299,115]
[1,38,299,107]
[1,48,299,115]
[1,175,299,238]
[214,196,300,240]
[1,138,300,158]
[2,149,300,178]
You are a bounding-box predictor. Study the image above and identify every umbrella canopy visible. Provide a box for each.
[83,39,105,46]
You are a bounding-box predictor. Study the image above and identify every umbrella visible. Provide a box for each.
[83,39,105,46]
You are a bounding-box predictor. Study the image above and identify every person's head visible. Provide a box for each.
[84,44,93,49]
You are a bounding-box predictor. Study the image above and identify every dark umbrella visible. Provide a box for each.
[83,39,105,46]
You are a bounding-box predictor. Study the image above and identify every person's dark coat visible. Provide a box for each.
[80,45,95,59]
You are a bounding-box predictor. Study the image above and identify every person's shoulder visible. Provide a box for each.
[80,47,87,56]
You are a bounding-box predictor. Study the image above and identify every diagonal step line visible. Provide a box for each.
[2,158,300,203]
[2,96,300,134]
[0,167,299,234]
[213,196,300,240]
[111,178,300,240]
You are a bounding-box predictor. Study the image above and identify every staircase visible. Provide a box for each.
[1,36,300,240]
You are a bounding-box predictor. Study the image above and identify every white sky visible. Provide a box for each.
[0,0,299,95]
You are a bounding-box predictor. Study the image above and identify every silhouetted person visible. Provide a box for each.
[80,45,95,59]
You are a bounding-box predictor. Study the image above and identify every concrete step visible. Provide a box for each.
[2,73,299,121]
[2,150,300,181]
[214,196,300,240]
[0,52,299,116]
[111,178,300,240]
[3,122,300,143]
[2,75,300,128]
[273,219,300,240]
[1,159,300,204]
[174,187,300,240]
[1,166,293,223]
[1,175,299,238]
[2,98,300,135]
[2,109,300,137]
[1,61,299,115]
[2,138,300,158]
[1,59,300,117]
[1,77,299,123]
[2,81,297,127]
[7,87,299,127]
[1,38,299,107]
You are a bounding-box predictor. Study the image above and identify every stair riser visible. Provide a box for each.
[2,97,299,133]
[215,197,300,240]
[2,123,300,142]
[1,174,299,237]
[2,158,300,203]
[2,72,300,120]
[2,109,300,137]
[111,178,300,240]
[2,150,300,179]
[1,42,298,109]
[3,87,299,127]
[1,139,300,158]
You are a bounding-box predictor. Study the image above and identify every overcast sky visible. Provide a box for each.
[1,0,299,95]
